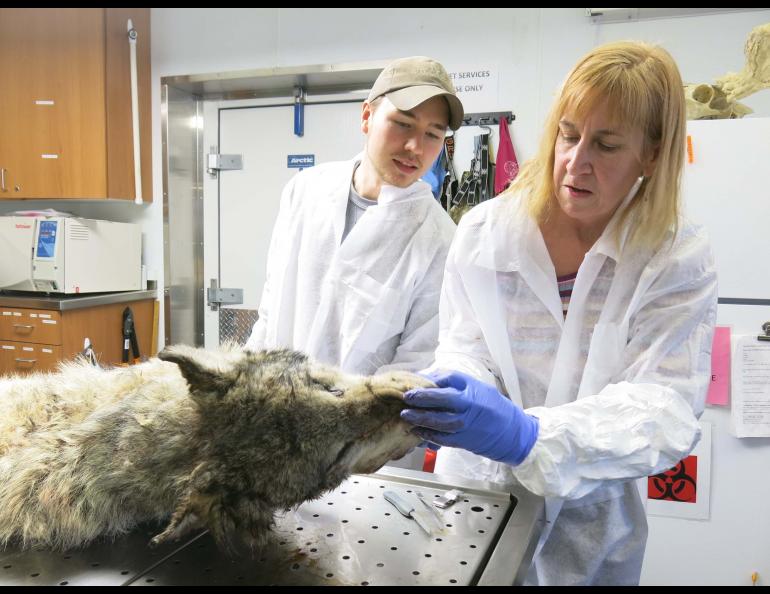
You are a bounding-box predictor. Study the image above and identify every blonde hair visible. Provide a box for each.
[505,41,685,252]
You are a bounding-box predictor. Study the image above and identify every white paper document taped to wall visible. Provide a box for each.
[731,335,770,438]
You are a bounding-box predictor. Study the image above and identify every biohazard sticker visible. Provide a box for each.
[646,421,711,520]
[648,456,698,503]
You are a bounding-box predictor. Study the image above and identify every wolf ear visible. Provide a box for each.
[158,347,236,398]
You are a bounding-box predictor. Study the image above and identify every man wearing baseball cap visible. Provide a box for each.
[367,55,464,130]
[246,56,463,380]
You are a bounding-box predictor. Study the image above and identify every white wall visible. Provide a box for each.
[641,306,770,587]
[151,8,770,160]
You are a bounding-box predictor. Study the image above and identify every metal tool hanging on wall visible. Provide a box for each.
[461,111,514,128]
[121,306,141,365]
[443,111,514,223]
[449,128,490,224]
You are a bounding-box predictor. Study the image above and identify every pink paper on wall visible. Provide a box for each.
[706,326,731,406]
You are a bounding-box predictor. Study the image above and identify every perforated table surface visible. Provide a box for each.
[0,467,543,586]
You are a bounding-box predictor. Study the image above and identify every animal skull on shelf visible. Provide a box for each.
[684,83,753,120]
[685,22,770,120]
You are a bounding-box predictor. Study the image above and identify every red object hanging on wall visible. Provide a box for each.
[494,118,519,195]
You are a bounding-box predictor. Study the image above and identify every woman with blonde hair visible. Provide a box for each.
[402,41,717,585]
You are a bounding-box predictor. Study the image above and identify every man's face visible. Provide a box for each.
[361,95,449,188]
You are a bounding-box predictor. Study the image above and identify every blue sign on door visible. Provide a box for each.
[287,154,315,168]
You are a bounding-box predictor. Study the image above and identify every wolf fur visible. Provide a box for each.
[0,344,432,554]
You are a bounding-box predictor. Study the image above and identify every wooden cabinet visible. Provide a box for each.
[0,309,62,346]
[0,299,155,376]
[0,342,62,375]
[0,8,152,201]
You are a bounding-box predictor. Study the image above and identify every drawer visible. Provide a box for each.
[0,341,62,376]
[0,308,62,345]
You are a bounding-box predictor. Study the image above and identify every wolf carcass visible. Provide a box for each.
[0,345,432,553]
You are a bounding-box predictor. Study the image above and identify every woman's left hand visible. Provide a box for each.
[401,370,539,466]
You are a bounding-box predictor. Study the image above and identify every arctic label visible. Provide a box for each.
[287,154,315,169]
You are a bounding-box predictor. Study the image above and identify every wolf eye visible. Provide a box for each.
[312,379,344,397]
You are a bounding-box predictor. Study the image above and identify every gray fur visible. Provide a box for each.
[0,345,432,554]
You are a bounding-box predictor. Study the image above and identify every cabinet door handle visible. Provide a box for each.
[14,358,37,364]
[0,168,6,192]
[12,324,34,331]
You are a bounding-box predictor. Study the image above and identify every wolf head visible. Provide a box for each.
[152,345,432,553]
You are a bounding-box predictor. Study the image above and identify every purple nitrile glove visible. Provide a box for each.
[400,370,539,466]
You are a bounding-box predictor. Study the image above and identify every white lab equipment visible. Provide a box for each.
[0,216,142,294]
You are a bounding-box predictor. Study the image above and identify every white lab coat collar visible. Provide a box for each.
[349,152,433,206]
[330,159,358,246]
[377,181,433,206]
[329,156,435,245]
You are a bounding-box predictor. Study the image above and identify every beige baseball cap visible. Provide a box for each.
[367,56,464,130]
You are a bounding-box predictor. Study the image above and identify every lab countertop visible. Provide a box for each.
[0,290,157,311]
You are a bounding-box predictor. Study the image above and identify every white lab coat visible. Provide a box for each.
[432,190,717,585]
[245,157,456,376]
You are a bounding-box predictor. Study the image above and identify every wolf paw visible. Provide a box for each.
[368,371,435,397]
